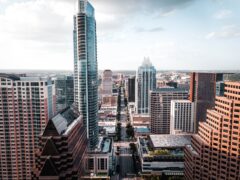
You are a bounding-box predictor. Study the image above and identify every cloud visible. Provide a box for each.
[135,27,164,33]
[206,25,240,39]
[214,9,232,19]
[0,0,73,43]
[54,0,195,31]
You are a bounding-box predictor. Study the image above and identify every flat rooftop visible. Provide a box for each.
[149,135,191,148]
[135,126,150,133]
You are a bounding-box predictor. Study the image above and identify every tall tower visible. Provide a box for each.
[0,74,56,180]
[185,82,240,179]
[150,88,188,134]
[136,57,156,114]
[73,0,98,149]
[189,72,216,132]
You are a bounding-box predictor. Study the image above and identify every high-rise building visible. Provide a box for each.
[150,88,188,134]
[128,76,135,102]
[185,82,240,180]
[101,70,112,96]
[32,105,88,179]
[170,100,194,134]
[0,74,56,180]
[55,75,74,112]
[189,72,216,132]
[136,57,156,114]
[73,0,98,149]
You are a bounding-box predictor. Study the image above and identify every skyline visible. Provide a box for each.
[0,0,240,70]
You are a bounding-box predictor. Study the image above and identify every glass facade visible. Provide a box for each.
[73,0,98,149]
[55,75,74,112]
[136,58,156,114]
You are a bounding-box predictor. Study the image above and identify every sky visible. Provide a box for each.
[0,0,240,71]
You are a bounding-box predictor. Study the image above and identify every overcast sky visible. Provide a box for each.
[0,0,240,70]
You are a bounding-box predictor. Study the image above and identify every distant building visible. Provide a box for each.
[0,74,56,180]
[185,82,240,180]
[170,100,194,134]
[84,137,114,179]
[32,105,87,179]
[150,88,188,134]
[216,81,225,96]
[138,135,191,178]
[189,72,217,132]
[73,0,99,149]
[54,75,74,112]
[131,114,151,127]
[101,95,117,107]
[136,57,156,114]
[101,70,113,95]
[128,76,135,102]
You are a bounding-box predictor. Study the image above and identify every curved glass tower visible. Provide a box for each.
[73,0,98,149]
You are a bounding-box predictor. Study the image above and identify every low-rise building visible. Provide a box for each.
[138,135,191,178]
[131,114,151,127]
[84,137,115,179]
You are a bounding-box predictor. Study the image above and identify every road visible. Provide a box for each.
[112,87,136,180]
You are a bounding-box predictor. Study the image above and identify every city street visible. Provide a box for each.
[112,87,136,180]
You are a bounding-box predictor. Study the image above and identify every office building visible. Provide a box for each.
[150,88,188,134]
[101,70,113,95]
[189,72,216,132]
[170,100,194,134]
[32,105,87,179]
[0,74,55,180]
[136,57,156,114]
[73,0,99,149]
[185,82,240,180]
[55,75,74,112]
[138,135,191,178]
[128,76,135,102]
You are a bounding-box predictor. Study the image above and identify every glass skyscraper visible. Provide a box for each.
[73,0,98,149]
[136,57,156,114]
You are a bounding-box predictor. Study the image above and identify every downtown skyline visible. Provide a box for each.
[0,0,240,71]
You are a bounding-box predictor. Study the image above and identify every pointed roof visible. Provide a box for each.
[40,158,58,176]
[42,119,59,136]
[142,57,153,67]
[41,139,59,156]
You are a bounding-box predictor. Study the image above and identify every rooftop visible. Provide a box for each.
[153,88,188,93]
[135,126,150,133]
[93,137,113,154]
[43,105,81,136]
[149,135,191,148]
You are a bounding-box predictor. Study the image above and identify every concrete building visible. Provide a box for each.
[170,100,194,134]
[54,75,74,112]
[32,105,87,179]
[128,76,135,102]
[189,72,217,132]
[185,82,240,180]
[0,74,56,180]
[138,135,191,178]
[131,114,150,127]
[73,0,99,149]
[150,88,188,134]
[101,70,113,95]
[84,137,114,179]
[136,57,156,114]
